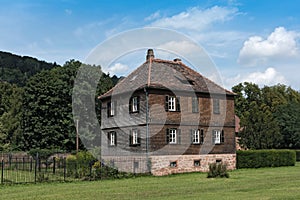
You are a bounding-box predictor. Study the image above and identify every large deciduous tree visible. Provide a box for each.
[22,60,80,151]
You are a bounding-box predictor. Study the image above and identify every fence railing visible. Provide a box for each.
[0,154,149,184]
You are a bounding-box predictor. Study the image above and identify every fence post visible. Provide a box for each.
[63,158,66,182]
[30,158,33,172]
[53,157,56,174]
[34,153,38,183]
[1,159,4,184]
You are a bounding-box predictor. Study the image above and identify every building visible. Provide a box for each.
[99,49,236,176]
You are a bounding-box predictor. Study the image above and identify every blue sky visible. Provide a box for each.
[1,0,300,89]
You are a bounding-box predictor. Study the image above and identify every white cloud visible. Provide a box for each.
[225,67,288,88]
[145,11,160,21]
[158,40,200,55]
[107,63,129,74]
[149,6,238,31]
[238,27,300,66]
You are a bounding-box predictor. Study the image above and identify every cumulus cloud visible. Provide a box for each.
[149,6,238,31]
[238,27,300,66]
[107,63,129,74]
[225,67,288,88]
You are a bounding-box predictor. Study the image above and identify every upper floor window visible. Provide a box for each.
[130,129,140,146]
[108,131,117,146]
[213,99,220,114]
[191,129,204,144]
[107,101,116,117]
[213,130,224,144]
[129,96,140,113]
[165,96,180,112]
[166,128,181,144]
[192,97,199,113]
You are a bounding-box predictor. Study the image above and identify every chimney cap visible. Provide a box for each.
[146,49,155,61]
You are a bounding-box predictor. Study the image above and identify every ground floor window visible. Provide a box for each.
[213,130,224,144]
[166,128,181,144]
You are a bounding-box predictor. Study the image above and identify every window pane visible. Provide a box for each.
[132,130,138,144]
[214,130,221,144]
[169,129,177,144]
[193,129,200,144]
[168,96,176,111]
[132,97,138,112]
[110,132,115,146]
[110,102,115,116]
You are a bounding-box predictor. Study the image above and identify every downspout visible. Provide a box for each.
[145,51,153,173]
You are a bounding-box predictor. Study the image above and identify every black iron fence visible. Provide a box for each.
[0,154,149,184]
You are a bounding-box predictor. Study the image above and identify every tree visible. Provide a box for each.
[238,102,281,149]
[22,60,80,151]
[274,102,300,149]
[233,82,300,149]
[0,82,23,151]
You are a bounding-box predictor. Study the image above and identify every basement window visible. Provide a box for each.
[194,160,201,167]
[170,161,178,168]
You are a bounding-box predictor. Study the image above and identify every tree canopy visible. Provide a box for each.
[233,82,300,149]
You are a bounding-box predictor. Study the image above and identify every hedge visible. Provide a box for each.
[296,150,300,161]
[237,150,296,169]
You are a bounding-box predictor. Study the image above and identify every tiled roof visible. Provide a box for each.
[99,56,234,99]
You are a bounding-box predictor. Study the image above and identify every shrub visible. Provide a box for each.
[207,163,229,178]
[295,150,300,161]
[237,150,296,169]
[28,149,56,160]
[66,154,78,177]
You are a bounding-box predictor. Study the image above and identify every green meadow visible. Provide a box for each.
[1,163,300,200]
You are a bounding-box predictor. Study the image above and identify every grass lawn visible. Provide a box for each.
[1,163,300,200]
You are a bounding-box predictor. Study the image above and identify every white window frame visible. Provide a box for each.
[110,101,115,116]
[132,129,138,145]
[168,96,176,111]
[110,132,116,146]
[192,129,200,144]
[132,97,138,112]
[169,129,177,144]
[213,130,221,144]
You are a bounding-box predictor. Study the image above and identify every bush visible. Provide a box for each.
[237,150,296,169]
[296,150,300,161]
[65,151,97,178]
[207,163,229,178]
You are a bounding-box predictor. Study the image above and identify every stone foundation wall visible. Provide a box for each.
[150,154,236,176]
[101,156,150,174]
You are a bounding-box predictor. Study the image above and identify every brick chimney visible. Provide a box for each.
[146,49,155,61]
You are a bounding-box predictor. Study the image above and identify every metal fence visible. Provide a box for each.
[0,154,149,184]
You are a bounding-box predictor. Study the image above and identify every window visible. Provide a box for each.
[130,129,141,146]
[166,128,181,144]
[192,97,199,113]
[213,99,220,114]
[108,131,117,146]
[191,129,200,144]
[194,160,201,167]
[191,129,204,144]
[213,130,224,144]
[165,96,180,112]
[107,101,116,117]
[129,96,140,113]
[170,161,177,168]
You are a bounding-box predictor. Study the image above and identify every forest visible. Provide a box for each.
[0,51,300,152]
